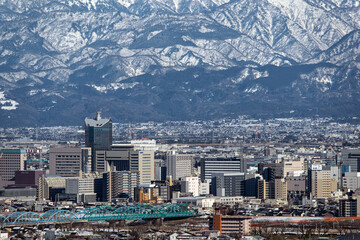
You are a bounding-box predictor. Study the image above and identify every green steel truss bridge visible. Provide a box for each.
[0,203,198,226]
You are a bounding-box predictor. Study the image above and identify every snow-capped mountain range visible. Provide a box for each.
[0,0,359,126]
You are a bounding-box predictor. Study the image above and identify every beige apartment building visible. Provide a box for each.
[258,177,287,200]
[274,178,287,200]
[310,165,337,198]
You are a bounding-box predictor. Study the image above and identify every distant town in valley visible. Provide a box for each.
[0,113,359,239]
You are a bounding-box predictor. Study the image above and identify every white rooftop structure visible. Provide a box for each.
[85,111,111,127]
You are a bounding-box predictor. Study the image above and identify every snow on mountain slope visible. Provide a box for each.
[0,90,19,110]
[309,30,360,64]
[0,0,359,126]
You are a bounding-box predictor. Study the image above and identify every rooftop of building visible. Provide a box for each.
[0,149,26,154]
[85,111,111,127]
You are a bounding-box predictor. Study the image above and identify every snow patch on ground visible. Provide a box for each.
[173,0,181,12]
[0,91,19,110]
[244,84,261,93]
[0,71,28,83]
[232,69,269,84]
[314,76,332,85]
[147,30,162,40]
[1,49,14,57]
[28,89,48,96]
[111,82,139,90]
[181,36,192,42]
[76,0,99,9]
[88,82,139,93]
[90,84,107,93]
[199,26,215,33]
[120,48,136,57]
[116,0,135,8]
[299,67,335,92]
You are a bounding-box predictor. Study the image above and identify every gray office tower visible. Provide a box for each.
[200,157,246,181]
[85,111,112,172]
[211,172,245,197]
[342,149,360,172]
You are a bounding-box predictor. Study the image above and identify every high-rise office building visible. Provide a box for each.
[85,111,112,172]
[96,145,132,173]
[342,149,360,172]
[102,171,139,202]
[244,173,259,197]
[155,160,167,181]
[98,144,154,184]
[257,162,289,200]
[166,151,194,180]
[211,172,245,197]
[49,147,91,177]
[201,157,246,182]
[0,149,26,186]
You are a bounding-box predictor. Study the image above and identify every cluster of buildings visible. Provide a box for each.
[1,113,360,238]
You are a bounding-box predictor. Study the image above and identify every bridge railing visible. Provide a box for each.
[0,203,197,226]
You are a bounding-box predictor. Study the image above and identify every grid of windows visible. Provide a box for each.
[50,148,90,177]
[0,151,26,181]
[166,153,194,180]
[201,158,246,182]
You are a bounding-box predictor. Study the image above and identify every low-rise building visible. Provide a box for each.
[209,209,251,236]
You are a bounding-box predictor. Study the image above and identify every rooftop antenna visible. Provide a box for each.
[96,110,101,121]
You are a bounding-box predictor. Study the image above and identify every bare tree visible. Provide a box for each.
[334,221,344,236]
[298,223,307,238]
